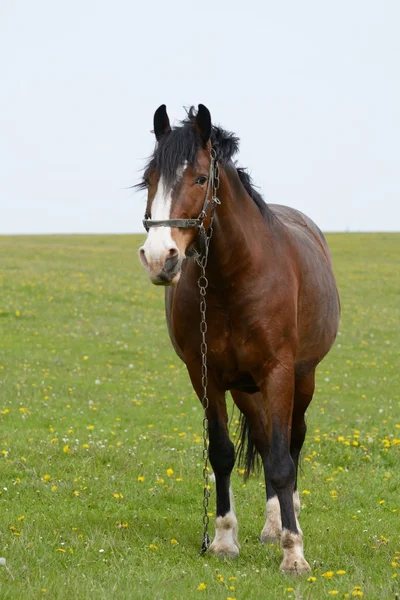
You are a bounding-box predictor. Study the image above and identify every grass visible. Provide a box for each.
[0,233,399,600]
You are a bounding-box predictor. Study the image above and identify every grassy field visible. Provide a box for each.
[0,233,399,600]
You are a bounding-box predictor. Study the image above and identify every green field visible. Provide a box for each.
[0,233,399,600]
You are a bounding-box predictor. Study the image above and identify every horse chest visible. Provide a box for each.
[207,317,260,392]
[169,288,242,361]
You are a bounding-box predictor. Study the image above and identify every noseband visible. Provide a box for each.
[142,148,220,259]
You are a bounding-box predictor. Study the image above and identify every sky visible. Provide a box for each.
[1,0,399,234]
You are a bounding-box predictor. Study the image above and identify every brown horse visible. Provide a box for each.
[138,104,340,573]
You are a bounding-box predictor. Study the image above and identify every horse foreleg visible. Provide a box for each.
[261,370,315,543]
[188,368,239,557]
[232,389,291,544]
[208,415,239,557]
[260,359,311,574]
[231,390,281,542]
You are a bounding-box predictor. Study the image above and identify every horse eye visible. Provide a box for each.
[195,176,208,186]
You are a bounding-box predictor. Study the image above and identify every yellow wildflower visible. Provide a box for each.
[322,571,334,578]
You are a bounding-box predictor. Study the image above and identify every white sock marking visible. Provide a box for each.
[260,496,281,542]
[280,528,310,573]
[261,491,302,542]
[209,486,240,556]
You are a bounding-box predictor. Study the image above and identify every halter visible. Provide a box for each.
[142,148,220,259]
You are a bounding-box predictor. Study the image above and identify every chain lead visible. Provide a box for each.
[198,151,220,554]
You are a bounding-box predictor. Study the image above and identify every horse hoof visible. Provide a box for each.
[208,542,240,558]
[280,556,311,574]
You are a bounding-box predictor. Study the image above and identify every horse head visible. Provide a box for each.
[138,104,216,285]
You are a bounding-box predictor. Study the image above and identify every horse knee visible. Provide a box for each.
[208,426,235,475]
[266,452,296,491]
[209,439,235,475]
[291,421,307,450]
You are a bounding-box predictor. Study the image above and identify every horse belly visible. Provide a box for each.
[228,372,260,394]
[271,206,340,366]
[296,268,340,367]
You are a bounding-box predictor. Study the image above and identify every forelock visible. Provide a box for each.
[141,107,241,189]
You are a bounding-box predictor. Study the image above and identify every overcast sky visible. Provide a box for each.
[1,0,399,234]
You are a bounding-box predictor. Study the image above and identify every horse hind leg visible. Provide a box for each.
[290,370,315,532]
[259,359,311,574]
[260,482,282,543]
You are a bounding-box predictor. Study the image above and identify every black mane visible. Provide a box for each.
[235,167,274,224]
[137,107,272,221]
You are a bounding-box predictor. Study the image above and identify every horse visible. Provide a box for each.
[137,104,340,573]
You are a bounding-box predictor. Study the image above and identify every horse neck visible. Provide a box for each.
[205,163,268,281]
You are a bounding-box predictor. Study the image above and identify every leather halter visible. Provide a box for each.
[142,150,219,257]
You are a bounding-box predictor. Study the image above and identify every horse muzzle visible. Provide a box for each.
[139,245,182,286]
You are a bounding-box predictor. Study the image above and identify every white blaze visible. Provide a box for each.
[141,176,176,265]
[141,163,188,267]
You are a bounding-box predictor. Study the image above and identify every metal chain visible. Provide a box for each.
[198,150,220,554]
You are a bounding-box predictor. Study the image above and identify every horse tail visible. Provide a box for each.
[236,413,262,481]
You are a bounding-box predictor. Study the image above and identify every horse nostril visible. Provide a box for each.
[167,247,179,259]
[139,247,149,270]
[164,251,179,273]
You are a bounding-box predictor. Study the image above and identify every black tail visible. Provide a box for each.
[236,413,262,480]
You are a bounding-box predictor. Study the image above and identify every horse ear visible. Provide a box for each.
[195,104,212,146]
[153,104,171,141]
